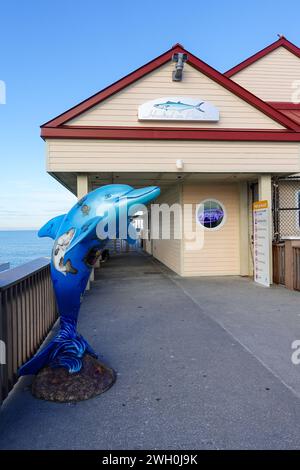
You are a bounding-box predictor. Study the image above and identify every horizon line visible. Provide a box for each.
[0,228,40,231]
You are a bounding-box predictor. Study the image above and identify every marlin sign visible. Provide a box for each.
[138,96,219,121]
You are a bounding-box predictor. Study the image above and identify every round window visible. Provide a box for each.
[197,199,226,230]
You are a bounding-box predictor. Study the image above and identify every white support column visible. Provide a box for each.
[76,174,92,290]
[239,182,250,276]
[248,185,254,277]
[77,174,89,199]
[258,175,273,284]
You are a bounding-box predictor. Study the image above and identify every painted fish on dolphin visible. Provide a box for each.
[154,100,204,112]
[19,184,160,376]
[52,228,78,275]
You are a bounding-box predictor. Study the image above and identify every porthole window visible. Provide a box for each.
[197,199,226,230]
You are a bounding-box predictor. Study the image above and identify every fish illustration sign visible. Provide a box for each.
[138,97,219,121]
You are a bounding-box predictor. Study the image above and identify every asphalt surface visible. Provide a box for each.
[0,251,300,449]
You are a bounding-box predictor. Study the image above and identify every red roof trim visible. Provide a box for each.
[225,37,300,77]
[177,49,299,131]
[41,43,299,132]
[41,126,300,142]
[41,44,183,128]
[267,102,300,110]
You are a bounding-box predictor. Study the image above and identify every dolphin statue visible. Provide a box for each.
[19,184,160,376]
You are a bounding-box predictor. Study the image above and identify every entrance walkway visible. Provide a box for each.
[1,252,300,449]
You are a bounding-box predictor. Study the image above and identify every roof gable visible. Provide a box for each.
[225,36,300,77]
[41,43,299,132]
[66,61,284,130]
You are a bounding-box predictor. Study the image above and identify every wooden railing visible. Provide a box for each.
[273,243,285,285]
[273,241,300,291]
[293,247,300,291]
[107,238,141,253]
[0,258,58,405]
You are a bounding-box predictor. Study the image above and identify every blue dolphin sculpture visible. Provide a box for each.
[19,184,160,376]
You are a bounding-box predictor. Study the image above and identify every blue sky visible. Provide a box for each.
[0,0,299,229]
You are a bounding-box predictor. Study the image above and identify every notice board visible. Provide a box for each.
[253,200,270,287]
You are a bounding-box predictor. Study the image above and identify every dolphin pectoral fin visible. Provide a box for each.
[65,216,103,255]
[65,259,78,274]
[38,214,66,240]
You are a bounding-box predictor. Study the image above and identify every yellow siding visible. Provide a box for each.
[231,47,300,102]
[47,139,300,174]
[67,62,283,129]
[182,184,240,276]
[152,186,182,275]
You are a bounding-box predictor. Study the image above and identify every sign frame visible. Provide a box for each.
[253,200,270,287]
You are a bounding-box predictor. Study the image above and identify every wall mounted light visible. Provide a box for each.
[176,159,184,170]
[172,53,188,81]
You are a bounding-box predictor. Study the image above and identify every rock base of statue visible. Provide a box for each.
[31,354,116,402]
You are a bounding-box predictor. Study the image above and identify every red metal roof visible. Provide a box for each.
[225,36,300,78]
[268,102,300,125]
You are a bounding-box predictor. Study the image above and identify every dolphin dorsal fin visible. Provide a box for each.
[38,214,66,240]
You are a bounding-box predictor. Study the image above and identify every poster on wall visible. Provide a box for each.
[138,97,219,121]
[253,200,270,287]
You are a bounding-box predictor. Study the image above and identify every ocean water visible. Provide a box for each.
[0,231,53,269]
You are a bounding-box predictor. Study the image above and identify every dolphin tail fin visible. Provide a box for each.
[19,331,97,376]
[196,102,204,112]
[38,214,66,240]
[19,340,58,375]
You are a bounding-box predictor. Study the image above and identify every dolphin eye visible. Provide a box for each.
[105,193,112,199]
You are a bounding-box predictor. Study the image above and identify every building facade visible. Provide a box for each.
[41,36,300,280]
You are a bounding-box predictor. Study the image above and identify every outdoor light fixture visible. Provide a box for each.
[176,159,184,170]
[172,53,188,81]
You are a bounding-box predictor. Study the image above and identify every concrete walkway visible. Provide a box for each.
[1,251,300,449]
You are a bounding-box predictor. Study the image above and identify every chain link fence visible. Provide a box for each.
[273,177,300,241]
